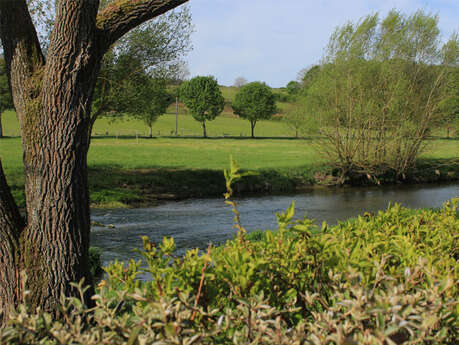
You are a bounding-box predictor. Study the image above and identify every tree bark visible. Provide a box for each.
[0,0,188,322]
[250,120,257,138]
[202,120,207,138]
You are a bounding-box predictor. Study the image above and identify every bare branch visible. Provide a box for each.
[97,0,189,50]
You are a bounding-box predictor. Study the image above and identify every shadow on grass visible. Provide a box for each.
[8,158,458,209]
[87,164,328,207]
[90,135,321,141]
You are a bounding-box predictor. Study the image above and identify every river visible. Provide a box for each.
[91,183,458,267]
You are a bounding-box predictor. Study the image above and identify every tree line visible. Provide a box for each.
[179,76,277,138]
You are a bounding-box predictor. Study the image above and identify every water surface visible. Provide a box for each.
[91,183,458,266]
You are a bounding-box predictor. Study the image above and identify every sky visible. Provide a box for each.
[186,0,458,88]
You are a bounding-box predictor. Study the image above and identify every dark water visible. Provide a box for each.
[91,183,458,267]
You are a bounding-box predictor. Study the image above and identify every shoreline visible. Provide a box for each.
[89,160,459,208]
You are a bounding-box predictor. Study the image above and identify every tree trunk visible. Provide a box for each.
[202,120,207,138]
[0,0,188,323]
[149,123,153,138]
[0,111,3,137]
[250,120,256,138]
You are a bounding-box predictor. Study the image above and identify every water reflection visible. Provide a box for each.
[91,183,458,267]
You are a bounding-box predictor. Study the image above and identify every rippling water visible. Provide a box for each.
[91,183,458,266]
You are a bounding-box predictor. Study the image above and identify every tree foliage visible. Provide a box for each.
[305,10,458,179]
[286,80,300,96]
[91,5,192,134]
[232,82,277,138]
[179,76,225,138]
[283,96,314,138]
[137,79,173,137]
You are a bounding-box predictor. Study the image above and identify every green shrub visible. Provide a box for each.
[88,247,104,282]
[1,259,456,344]
[0,157,457,344]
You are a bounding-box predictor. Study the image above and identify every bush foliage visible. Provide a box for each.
[1,160,457,344]
[305,10,458,179]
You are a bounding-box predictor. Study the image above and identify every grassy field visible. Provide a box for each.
[1,85,292,138]
[2,106,458,208]
[2,108,293,138]
[2,134,458,207]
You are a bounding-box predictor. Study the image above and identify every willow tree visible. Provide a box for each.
[0,0,188,322]
[305,10,457,179]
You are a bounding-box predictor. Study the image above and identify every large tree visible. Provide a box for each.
[91,5,192,135]
[0,0,188,323]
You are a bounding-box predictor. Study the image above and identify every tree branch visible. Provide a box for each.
[0,0,45,118]
[97,0,189,50]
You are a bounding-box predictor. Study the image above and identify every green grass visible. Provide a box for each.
[2,107,294,138]
[87,137,320,169]
[2,109,458,208]
[1,136,325,207]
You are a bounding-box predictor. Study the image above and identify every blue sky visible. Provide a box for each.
[186,0,458,88]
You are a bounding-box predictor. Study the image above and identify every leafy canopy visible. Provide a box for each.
[179,75,225,123]
[138,79,173,130]
[91,5,192,123]
[232,82,277,122]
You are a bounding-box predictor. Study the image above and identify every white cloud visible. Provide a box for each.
[187,0,458,87]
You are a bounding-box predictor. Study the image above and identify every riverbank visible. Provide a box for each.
[88,158,459,208]
[2,136,457,208]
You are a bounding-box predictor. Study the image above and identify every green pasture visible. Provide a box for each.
[1,135,323,179]
[2,108,458,208]
[2,108,293,138]
[1,85,291,138]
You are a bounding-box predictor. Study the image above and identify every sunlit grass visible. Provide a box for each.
[2,107,457,208]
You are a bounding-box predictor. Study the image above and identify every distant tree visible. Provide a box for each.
[296,67,309,83]
[232,82,277,138]
[233,76,248,88]
[180,76,225,137]
[300,65,321,91]
[438,37,459,137]
[284,97,312,138]
[138,79,173,137]
[0,57,13,138]
[286,80,301,95]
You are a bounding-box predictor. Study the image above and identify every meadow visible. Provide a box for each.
[1,107,458,208]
